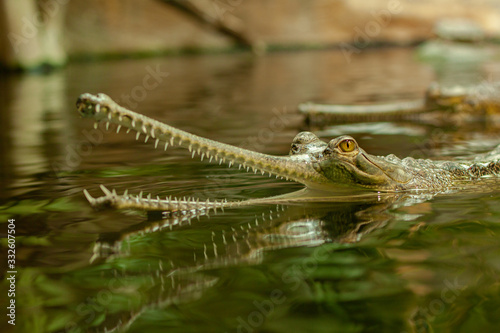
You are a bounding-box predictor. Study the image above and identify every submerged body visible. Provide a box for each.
[77,93,500,212]
[299,81,500,123]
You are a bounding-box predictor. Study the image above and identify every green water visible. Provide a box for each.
[1,47,500,333]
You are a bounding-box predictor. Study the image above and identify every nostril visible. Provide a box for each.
[76,99,96,117]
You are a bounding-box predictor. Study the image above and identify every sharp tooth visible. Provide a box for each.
[106,122,110,130]
[229,161,233,168]
[239,165,242,170]
[144,135,149,143]
[136,132,141,140]
[126,128,131,133]
[254,169,257,174]
[191,151,196,158]
[170,137,174,145]
[201,153,205,161]
[93,122,98,129]
[123,189,128,196]
[142,125,147,133]
[132,120,136,127]
[219,159,223,165]
[96,104,100,113]
[261,170,265,175]
[139,191,143,198]
[155,138,160,148]
[83,189,95,204]
[164,142,169,151]
[246,167,250,172]
[116,125,121,133]
[100,185,112,196]
[188,145,192,153]
[147,193,152,200]
[150,129,155,139]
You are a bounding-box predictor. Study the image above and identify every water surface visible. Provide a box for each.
[1,47,500,333]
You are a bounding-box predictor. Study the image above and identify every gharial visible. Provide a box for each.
[77,93,500,214]
[299,81,500,124]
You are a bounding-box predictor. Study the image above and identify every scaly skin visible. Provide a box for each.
[76,93,500,213]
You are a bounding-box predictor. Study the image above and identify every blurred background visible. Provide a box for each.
[2,2,500,333]
[1,0,500,69]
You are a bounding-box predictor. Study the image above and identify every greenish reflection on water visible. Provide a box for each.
[1,47,500,333]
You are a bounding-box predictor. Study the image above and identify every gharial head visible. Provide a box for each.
[288,131,412,191]
[76,93,413,193]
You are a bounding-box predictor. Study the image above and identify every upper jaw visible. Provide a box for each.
[76,93,333,188]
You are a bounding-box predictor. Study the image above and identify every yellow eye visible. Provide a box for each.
[339,139,356,152]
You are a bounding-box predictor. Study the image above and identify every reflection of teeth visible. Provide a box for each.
[155,139,159,149]
[116,125,121,133]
